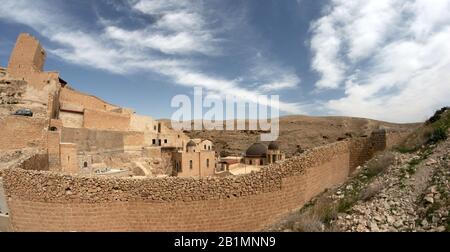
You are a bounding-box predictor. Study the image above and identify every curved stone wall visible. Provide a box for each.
[2,131,408,231]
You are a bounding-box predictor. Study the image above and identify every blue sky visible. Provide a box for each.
[1,0,450,123]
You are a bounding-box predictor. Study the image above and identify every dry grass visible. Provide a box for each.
[291,214,324,232]
[282,196,338,232]
[398,108,450,151]
[359,181,384,202]
[363,152,395,179]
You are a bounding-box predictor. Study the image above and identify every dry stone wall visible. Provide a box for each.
[2,131,406,231]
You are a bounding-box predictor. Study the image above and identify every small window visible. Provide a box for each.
[158,139,161,146]
[204,145,207,150]
[207,159,210,168]
[154,125,157,130]
[189,160,193,170]
[152,139,156,145]
[83,162,88,168]
[178,135,180,138]
[260,159,263,165]
[164,139,168,144]
[208,146,211,150]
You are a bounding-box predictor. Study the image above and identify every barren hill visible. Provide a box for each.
[266,108,450,232]
[162,115,419,157]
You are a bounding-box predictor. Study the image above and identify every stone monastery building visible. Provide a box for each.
[1,33,217,178]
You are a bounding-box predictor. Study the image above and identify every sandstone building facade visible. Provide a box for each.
[0,33,215,178]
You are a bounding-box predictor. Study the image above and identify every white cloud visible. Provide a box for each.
[311,0,450,123]
[247,52,301,92]
[0,0,303,114]
[131,0,194,15]
[310,15,346,89]
[105,26,216,55]
[258,74,300,92]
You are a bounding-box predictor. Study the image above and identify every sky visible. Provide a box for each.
[0,0,449,123]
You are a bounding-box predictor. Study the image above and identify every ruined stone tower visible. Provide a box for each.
[7,33,46,78]
[6,33,61,104]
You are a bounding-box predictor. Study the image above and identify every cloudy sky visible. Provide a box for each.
[0,0,449,123]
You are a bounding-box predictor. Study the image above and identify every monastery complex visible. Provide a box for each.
[0,34,410,232]
[0,33,280,179]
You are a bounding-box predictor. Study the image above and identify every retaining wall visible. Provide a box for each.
[2,132,407,231]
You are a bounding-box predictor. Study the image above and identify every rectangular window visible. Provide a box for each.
[204,145,207,150]
[164,139,168,144]
[189,160,193,170]
[158,139,161,146]
[152,139,156,145]
[206,159,210,168]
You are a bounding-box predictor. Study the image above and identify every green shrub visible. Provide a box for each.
[426,127,447,144]
[426,107,449,124]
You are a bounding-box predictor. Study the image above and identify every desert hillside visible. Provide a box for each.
[164,116,419,157]
[266,107,450,232]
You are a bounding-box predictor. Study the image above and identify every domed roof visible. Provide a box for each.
[245,143,268,157]
[268,141,279,150]
[186,140,197,147]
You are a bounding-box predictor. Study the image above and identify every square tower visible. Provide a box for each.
[7,33,46,78]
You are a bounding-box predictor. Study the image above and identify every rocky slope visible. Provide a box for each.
[333,139,449,232]
[265,109,450,232]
